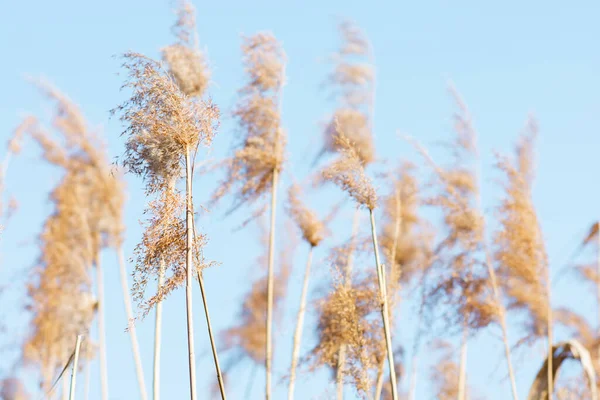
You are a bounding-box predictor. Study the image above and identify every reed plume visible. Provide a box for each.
[493,116,551,397]
[318,20,375,167]
[211,32,286,400]
[310,272,382,398]
[114,48,219,399]
[21,82,149,399]
[410,86,519,399]
[373,162,432,400]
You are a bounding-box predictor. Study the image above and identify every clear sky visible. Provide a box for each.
[1,0,599,399]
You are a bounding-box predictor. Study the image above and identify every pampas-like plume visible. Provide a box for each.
[21,82,149,400]
[162,0,209,98]
[212,32,286,400]
[494,116,551,397]
[318,21,376,166]
[310,274,382,398]
[114,50,219,399]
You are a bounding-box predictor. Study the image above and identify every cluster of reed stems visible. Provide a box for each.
[3,2,599,400]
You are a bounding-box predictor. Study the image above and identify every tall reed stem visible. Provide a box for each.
[374,189,402,400]
[457,327,467,400]
[265,162,279,400]
[96,250,108,400]
[68,335,84,400]
[188,209,226,400]
[288,246,314,400]
[337,208,361,400]
[154,259,165,400]
[117,247,147,400]
[369,209,398,400]
[184,145,197,400]
[197,272,227,400]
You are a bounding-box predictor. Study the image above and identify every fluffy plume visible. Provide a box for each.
[286,183,326,247]
[161,0,209,98]
[322,132,377,210]
[212,32,286,216]
[319,20,375,166]
[493,116,549,340]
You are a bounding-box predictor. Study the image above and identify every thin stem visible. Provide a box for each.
[154,258,166,400]
[68,335,84,400]
[288,246,314,400]
[457,328,468,400]
[337,208,361,399]
[118,247,147,400]
[369,209,398,400]
[266,163,279,400]
[184,145,197,400]
[96,250,108,400]
[375,188,402,400]
[188,208,226,400]
[197,272,227,400]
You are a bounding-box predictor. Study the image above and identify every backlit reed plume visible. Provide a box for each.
[310,272,383,398]
[286,183,326,400]
[21,83,147,400]
[493,116,551,397]
[316,22,376,398]
[318,20,375,166]
[24,167,96,396]
[150,2,220,398]
[114,50,219,399]
[322,131,398,400]
[411,87,519,399]
[373,162,432,400]
[161,0,209,98]
[211,32,286,400]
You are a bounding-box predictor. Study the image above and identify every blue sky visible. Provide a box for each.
[1,0,599,399]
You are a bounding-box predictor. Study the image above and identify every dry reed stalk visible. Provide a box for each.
[369,210,398,400]
[183,144,198,399]
[211,32,286,400]
[286,184,326,400]
[405,86,520,399]
[322,131,397,399]
[114,43,218,398]
[288,247,314,400]
[68,335,83,400]
[153,258,166,400]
